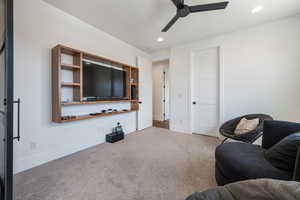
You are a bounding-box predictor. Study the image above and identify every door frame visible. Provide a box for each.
[163,70,166,121]
[3,0,14,199]
[162,66,170,121]
[189,45,224,138]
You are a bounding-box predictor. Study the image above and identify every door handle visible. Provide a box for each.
[0,41,5,54]
[138,101,142,104]
[0,111,5,126]
[13,98,21,141]
[192,101,196,105]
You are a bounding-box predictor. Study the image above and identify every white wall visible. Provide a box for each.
[151,49,170,62]
[170,15,300,134]
[14,0,149,173]
[152,60,169,121]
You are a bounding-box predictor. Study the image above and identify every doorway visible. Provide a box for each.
[190,47,220,137]
[152,60,170,129]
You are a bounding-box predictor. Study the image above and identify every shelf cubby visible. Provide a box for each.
[61,82,81,87]
[61,64,81,70]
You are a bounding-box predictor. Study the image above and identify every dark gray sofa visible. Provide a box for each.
[186,179,300,200]
[215,120,300,186]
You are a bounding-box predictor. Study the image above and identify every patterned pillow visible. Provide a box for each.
[234,118,259,135]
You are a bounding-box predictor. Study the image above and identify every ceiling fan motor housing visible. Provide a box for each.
[178,5,190,17]
[162,1,229,32]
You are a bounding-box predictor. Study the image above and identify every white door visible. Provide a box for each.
[137,56,153,130]
[191,47,219,137]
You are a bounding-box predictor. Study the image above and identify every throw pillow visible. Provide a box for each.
[264,132,300,172]
[234,118,259,135]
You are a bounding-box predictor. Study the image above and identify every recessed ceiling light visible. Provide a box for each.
[157,37,164,42]
[252,5,263,13]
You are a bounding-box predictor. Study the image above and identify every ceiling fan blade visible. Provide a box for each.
[162,15,179,32]
[171,0,183,8]
[189,1,229,13]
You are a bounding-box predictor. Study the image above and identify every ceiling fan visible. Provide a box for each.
[162,0,229,32]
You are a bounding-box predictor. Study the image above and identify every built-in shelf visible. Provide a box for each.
[61,99,131,105]
[52,44,139,123]
[61,110,134,122]
[61,82,81,87]
[61,64,81,70]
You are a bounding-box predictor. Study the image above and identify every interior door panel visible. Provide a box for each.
[137,56,153,130]
[191,47,219,137]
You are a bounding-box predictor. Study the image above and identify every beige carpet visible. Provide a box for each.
[14,127,219,200]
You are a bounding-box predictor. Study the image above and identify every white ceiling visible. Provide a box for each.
[43,0,300,53]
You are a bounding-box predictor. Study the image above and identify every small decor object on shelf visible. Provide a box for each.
[61,115,76,120]
[106,122,125,143]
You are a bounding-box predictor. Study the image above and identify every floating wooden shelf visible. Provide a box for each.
[52,44,140,123]
[61,64,81,70]
[61,82,81,87]
[61,99,131,105]
[61,110,134,122]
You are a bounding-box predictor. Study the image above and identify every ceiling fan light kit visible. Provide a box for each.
[162,0,229,32]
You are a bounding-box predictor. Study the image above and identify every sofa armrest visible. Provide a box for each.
[262,120,300,149]
[293,147,300,182]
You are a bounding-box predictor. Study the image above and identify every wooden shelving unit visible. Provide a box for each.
[130,67,139,111]
[61,110,134,123]
[61,99,132,105]
[52,44,139,123]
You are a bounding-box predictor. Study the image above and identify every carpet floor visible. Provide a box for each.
[14,127,219,200]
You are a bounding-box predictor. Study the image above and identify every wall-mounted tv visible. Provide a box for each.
[83,61,126,100]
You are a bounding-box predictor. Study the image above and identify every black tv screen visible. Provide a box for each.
[83,61,126,100]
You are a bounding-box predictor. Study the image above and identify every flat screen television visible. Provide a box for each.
[83,61,126,100]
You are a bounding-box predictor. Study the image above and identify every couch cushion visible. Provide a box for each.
[215,142,292,184]
[264,132,300,172]
[186,179,300,200]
